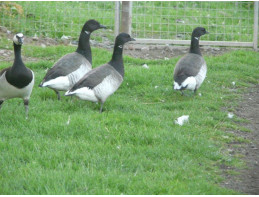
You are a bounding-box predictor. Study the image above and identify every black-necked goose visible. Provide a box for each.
[173,27,209,95]
[39,19,106,100]
[0,33,34,119]
[65,33,135,113]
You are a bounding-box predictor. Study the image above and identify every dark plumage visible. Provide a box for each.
[0,33,34,119]
[173,27,209,95]
[65,33,135,113]
[39,19,106,100]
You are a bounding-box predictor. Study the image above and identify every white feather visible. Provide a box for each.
[175,115,189,126]
[227,113,234,119]
[142,64,149,69]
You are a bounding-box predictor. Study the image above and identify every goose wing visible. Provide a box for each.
[70,64,114,91]
[42,52,91,82]
[174,53,205,83]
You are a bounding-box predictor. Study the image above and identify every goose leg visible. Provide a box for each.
[54,90,61,100]
[99,102,104,113]
[0,100,4,111]
[194,88,197,95]
[180,90,184,96]
[24,99,29,119]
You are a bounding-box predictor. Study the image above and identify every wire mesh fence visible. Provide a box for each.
[132,1,255,42]
[0,1,258,48]
[0,1,115,41]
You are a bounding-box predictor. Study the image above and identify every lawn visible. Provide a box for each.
[0,39,258,194]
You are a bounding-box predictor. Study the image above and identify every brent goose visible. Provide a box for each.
[65,33,135,113]
[0,33,34,119]
[39,19,106,100]
[173,27,209,95]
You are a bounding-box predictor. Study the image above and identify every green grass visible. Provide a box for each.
[0,1,255,42]
[0,41,258,194]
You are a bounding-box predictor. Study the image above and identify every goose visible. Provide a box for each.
[39,19,106,100]
[173,27,209,95]
[0,33,34,119]
[65,33,135,113]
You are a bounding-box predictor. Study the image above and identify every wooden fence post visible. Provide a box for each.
[114,1,120,38]
[121,1,132,34]
[253,1,258,51]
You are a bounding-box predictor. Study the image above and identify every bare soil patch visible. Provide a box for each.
[221,85,259,194]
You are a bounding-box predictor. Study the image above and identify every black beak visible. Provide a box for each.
[100,24,107,29]
[18,37,23,44]
[205,31,209,34]
[130,38,136,41]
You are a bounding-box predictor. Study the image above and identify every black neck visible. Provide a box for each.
[13,43,25,67]
[76,31,92,64]
[109,42,124,77]
[189,35,201,56]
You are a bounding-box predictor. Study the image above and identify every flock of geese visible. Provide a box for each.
[0,19,208,118]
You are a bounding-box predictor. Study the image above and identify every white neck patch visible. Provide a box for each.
[85,31,90,35]
[194,37,199,40]
[118,45,123,48]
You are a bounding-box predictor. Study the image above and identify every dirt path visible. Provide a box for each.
[221,85,259,194]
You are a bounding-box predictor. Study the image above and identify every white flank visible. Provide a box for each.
[66,87,98,102]
[194,63,207,89]
[181,76,197,91]
[175,115,189,126]
[174,77,197,91]
[94,74,122,103]
[67,64,91,87]
[0,70,34,100]
[66,71,122,104]
[41,76,70,91]
[42,64,91,91]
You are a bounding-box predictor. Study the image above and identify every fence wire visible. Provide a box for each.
[0,1,115,41]
[132,1,255,42]
[0,1,258,46]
